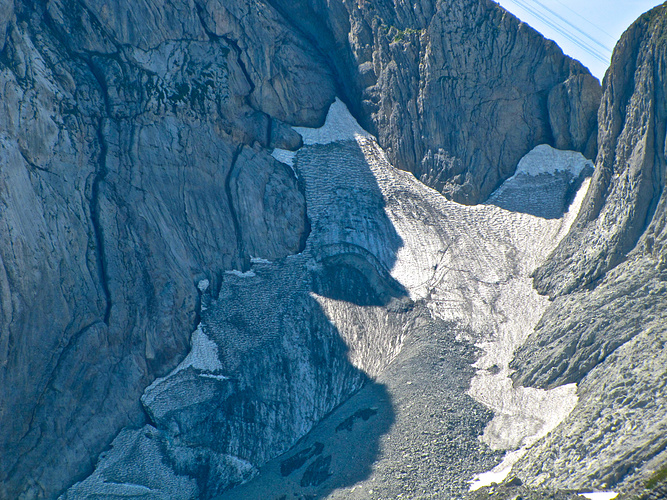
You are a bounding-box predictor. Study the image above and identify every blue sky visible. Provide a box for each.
[494,0,664,80]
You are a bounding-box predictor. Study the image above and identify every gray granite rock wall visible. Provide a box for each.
[0,1,315,497]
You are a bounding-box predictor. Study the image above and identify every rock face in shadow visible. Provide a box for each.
[268,0,600,204]
[510,4,667,491]
[0,1,318,497]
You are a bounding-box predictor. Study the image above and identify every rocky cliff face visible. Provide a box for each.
[0,1,320,497]
[268,0,601,204]
[511,3,667,493]
[0,0,633,499]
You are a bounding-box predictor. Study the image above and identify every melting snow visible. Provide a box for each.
[469,448,525,490]
[143,324,225,394]
[174,325,223,374]
[513,144,593,177]
[580,493,619,500]
[225,269,256,278]
[293,98,372,145]
[290,101,590,490]
[271,148,297,170]
[250,256,273,264]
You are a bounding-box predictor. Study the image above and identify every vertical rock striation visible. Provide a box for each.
[0,1,319,497]
[269,0,601,204]
[511,4,667,491]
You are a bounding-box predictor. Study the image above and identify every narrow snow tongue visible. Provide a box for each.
[468,146,595,491]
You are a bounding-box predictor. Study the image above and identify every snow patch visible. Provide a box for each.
[225,269,256,278]
[250,256,273,264]
[144,325,224,389]
[514,144,593,177]
[199,373,230,381]
[271,148,297,172]
[197,279,210,292]
[294,98,372,145]
[470,448,525,490]
[177,325,223,374]
[580,493,618,500]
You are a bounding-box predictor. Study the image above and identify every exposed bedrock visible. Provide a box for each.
[268,0,601,204]
[0,1,315,497]
[510,4,667,491]
[0,0,603,498]
[533,6,667,299]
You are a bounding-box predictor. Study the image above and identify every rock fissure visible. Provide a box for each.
[225,145,248,271]
[89,120,112,325]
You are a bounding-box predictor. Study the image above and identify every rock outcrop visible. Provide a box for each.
[510,4,667,492]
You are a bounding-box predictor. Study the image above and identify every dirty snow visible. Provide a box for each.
[143,324,224,394]
[291,100,591,492]
[293,98,372,145]
[225,269,256,278]
[514,144,593,177]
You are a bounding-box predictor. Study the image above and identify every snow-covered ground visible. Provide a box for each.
[281,99,593,491]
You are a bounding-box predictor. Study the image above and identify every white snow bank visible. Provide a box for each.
[175,324,223,374]
[294,98,372,145]
[143,324,225,395]
[470,449,525,490]
[250,256,273,264]
[271,148,297,169]
[197,279,210,292]
[514,144,593,177]
[225,269,256,278]
[580,493,618,500]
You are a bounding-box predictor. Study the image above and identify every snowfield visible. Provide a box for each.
[287,99,592,490]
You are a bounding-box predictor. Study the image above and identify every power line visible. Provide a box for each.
[505,0,612,63]
[529,0,612,53]
[551,0,617,42]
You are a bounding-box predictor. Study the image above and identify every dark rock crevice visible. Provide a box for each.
[224,146,249,272]
[89,120,112,324]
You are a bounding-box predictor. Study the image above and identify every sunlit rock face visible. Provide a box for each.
[510,4,667,493]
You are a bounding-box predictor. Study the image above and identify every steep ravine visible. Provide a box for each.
[64,101,598,499]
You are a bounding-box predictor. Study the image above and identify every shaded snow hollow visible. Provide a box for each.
[278,99,593,490]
